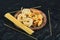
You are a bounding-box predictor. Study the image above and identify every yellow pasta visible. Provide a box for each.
[4,13,34,35]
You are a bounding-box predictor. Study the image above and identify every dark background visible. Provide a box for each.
[0,0,60,40]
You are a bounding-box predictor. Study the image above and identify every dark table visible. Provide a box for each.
[0,0,60,40]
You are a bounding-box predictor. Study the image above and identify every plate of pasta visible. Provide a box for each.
[15,8,47,30]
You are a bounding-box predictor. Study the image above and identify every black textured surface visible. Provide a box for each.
[0,0,60,40]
